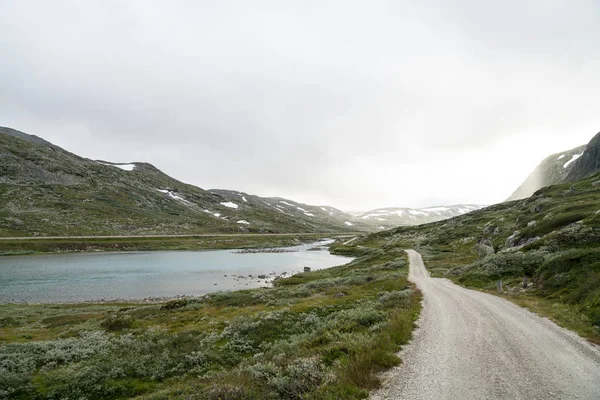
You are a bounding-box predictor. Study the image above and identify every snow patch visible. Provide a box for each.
[304,212,315,217]
[239,194,248,202]
[157,189,192,205]
[280,201,295,207]
[344,221,354,226]
[220,201,239,209]
[564,152,584,169]
[409,210,427,216]
[297,206,307,212]
[557,154,565,160]
[237,220,250,225]
[98,162,136,171]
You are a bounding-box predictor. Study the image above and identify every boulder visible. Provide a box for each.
[475,239,495,258]
[505,231,520,248]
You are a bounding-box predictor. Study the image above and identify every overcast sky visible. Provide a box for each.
[1,1,599,211]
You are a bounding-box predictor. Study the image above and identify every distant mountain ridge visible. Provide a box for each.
[352,205,486,227]
[507,131,600,201]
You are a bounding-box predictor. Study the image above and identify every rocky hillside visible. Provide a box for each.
[566,132,600,182]
[0,127,370,236]
[507,131,600,201]
[352,205,485,227]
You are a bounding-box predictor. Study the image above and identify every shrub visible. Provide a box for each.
[101,316,133,331]
[160,298,189,310]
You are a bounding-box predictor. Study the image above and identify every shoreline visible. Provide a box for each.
[0,232,357,256]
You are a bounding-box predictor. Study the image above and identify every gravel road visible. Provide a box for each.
[371,250,600,399]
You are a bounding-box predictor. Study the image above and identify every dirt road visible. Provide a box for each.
[372,250,600,399]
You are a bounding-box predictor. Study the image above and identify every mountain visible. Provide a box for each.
[0,127,370,236]
[507,144,586,201]
[566,132,600,182]
[352,205,485,228]
[507,131,600,201]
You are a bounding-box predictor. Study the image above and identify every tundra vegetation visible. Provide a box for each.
[359,172,600,343]
[0,244,420,399]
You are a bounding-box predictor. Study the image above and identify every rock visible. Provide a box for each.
[531,204,543,213]
[304,267,311,272]
[505,231,520,248]
[475,240,495,258]
[527,220,537,227]
[592,180,600,187]
[257,274,267,279]
[483,224,499,235]
[334,292,346,298]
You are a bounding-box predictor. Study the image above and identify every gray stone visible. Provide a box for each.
[475,241,495,258]
[505,231,520,248]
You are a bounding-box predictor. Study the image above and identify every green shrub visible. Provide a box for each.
[101,316,133,332]
[160,298,189,310]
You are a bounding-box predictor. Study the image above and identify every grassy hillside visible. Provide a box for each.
[358,172,600,342]
[0,245,420,399]
[0,127,370,236]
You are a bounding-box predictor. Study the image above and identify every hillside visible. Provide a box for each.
[566,132,600,182]
[352,204,485,227]
[0,127,370,236]
[507,144,586,201]
[357,172,600,340]
[507,131,600,201]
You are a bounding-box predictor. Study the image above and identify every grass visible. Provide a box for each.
[0,243,420,399]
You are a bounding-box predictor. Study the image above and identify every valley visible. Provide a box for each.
[2,128,600,399]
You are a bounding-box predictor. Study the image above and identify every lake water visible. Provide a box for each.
[0,240,352,303]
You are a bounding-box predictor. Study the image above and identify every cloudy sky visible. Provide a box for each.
[1,1,599,211]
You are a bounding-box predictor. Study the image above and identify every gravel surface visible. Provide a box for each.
[371,250,600,400]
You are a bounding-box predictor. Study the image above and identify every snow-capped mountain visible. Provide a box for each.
[352,205,486,228]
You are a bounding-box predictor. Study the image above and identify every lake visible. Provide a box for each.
[0,240,352,303]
